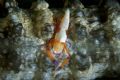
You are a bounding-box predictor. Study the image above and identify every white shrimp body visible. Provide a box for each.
[55,9,70,43]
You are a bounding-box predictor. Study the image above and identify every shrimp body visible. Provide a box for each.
[46,9,70,68]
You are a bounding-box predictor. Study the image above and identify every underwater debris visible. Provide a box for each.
[32,1,53,40]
